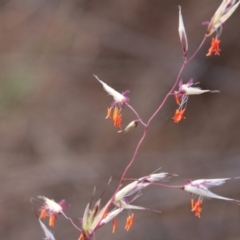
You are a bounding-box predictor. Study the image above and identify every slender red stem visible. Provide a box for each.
[187,37,207,63]
[112,36,206,195]
[147,61,186,126]
[61,212,82,232]
[126,103,146,126]
[119,128,147,185]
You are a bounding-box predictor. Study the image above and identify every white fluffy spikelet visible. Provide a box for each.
[38,196,62,213]
[183,178,240,202]
[181,84,220,95]
[94,75,126,103]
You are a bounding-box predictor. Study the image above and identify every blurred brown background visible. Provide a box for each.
[0,0,240,239]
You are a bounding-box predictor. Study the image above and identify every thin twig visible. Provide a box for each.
[126,103,147,126]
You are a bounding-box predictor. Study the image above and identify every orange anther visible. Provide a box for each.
[112,107,122,129]
[49,215,55,227]
[206,37,221,56]
[174,92,180,105]
[172,109,185,123]
[39,209,47,219]
[106,107,113,119]
[112,219,117,233]
[125,213,134,231]
[191,199,203,218]
[78,233,85,240]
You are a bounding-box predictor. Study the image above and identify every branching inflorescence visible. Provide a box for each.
[33,1,240,239]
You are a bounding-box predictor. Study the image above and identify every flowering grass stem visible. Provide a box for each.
[112,36,208,199]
